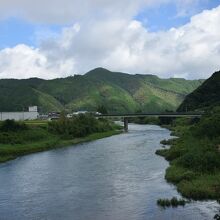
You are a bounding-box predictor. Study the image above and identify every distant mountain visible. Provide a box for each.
[0,68,203,113]
[177,70,220,112]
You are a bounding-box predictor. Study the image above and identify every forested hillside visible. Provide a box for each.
[0,68,203,113]
[178,71,220,112]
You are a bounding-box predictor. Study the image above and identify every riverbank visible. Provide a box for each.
[0,130,122,164]
[0,130,122,163]
[0,117,122,164]
[156,110,220,201]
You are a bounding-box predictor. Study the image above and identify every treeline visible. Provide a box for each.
[0,115,119,145]
[128,116,160,125]
[48,114,117,138]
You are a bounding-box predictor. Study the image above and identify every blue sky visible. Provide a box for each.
[0,18,62,49]
[136,0,220,31]
[0,0,220,79]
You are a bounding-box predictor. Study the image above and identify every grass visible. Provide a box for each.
[176,174,220,200]
[24,120,48,125]
[165,165,196,183]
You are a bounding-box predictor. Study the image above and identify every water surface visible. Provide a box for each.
[0,124,219,219]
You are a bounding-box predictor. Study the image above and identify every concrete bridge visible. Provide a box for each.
[98,112,203,132]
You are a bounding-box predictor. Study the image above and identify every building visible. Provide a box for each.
[0,106,39,121]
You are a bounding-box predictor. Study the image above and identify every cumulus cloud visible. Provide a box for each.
[0,1,219,79]
[0,44,76,79]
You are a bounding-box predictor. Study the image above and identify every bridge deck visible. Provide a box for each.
[98,113,202,118]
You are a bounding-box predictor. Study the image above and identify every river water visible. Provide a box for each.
[0,124,219,220]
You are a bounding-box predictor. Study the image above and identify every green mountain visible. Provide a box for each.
[0,68,203,113]
[177,70,220,112]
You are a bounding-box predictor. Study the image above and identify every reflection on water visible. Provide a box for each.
[0,124,219,220]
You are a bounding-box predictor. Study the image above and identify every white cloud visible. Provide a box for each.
[0,0,201,24]
[0,1,219,79]
[0,44,76,79]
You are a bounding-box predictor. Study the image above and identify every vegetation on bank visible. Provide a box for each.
[156,107,220,200]
[0,115,122,163]
[157,197,187,208]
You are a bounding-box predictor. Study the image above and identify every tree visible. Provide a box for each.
[97,105,108,114]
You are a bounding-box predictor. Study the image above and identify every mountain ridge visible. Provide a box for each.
[0,68,204,113]
[177,70,220,112]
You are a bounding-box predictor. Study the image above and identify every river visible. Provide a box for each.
[0,124,219,220]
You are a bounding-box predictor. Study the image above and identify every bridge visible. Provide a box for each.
[97,112,203,132]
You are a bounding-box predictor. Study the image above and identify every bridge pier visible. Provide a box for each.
[124,117,128,132]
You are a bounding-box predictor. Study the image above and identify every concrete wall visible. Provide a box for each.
[0,112,39,121]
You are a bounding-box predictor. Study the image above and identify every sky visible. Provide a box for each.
[0,0,220,79]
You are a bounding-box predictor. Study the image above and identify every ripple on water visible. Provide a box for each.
[0,124,219,220]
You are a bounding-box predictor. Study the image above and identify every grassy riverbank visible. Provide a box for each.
[156,107,220,200]
[0,116,122,163]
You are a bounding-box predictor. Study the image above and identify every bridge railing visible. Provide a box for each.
[97,112,203,118]
[96,112,203,132]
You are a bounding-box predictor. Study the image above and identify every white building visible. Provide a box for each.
[0,106,39,121]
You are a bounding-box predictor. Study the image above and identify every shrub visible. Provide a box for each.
[0,126,50,145]
[157,199,171,207]
[0,119,27,132]
[129,116,160,125]
[155,149,169,157]
[97,105,108,114]
[177,151,220,172]
[0,132,23,144]
[160,139,177,145]
[48,114,114,138]
[214,214,220,220]
[173,118,192,127]
[157,197,186,208]
[193,108,220,139]
[165,166,196,183]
